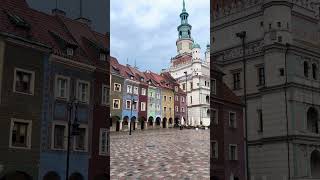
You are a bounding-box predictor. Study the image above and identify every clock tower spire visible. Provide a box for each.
[176,0,193,55]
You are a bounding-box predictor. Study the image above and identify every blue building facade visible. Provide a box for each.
[39,58,94,180]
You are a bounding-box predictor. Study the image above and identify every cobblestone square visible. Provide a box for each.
[110,128,210,180]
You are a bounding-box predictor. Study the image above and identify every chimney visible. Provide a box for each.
[52,8,66,16]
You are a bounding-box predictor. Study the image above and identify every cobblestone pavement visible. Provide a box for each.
[110,128,210,180]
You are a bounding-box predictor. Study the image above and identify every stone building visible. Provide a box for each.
[165,0,211,127]
[212,0,320,179]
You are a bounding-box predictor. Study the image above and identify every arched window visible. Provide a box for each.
[312,63,317,80]
[304,61,309,77]
[311,150,320,178]
[307,107,318,133]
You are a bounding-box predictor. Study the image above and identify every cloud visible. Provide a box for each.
[111,0,210,72]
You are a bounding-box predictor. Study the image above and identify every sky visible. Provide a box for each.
[26,0,109,33]
[110,0,210,73]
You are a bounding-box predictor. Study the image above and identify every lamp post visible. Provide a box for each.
[236,31,249,180]
[184,71,188,126]
[65,98,80,180]
[129,99,136,135]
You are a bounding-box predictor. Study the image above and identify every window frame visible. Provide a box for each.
[212,109,218,125]
[98,128,109,156]
[55,75,70,100]
[51,121,68,151]
[73,124,88,152]
[141,102,146,111]
[76,80,90,104]
[114,83,121,92]
[9,118,32,149]
[113,99,120,109]
[126,100,131,110]
[211,79,216,95]
[229,144,238,161]
[257,66,265,86]
[229,111,237,128]
[232,72,241,90]
[101,84,109,106]
[141,88,146,96]
[13,68,35,95]
[133,86,139,95]
[212,140,218,159]
[127,85,132,94]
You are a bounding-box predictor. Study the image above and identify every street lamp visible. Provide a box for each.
[66,98,80,180]
[236,30,249,180]
[129,99,136,135]
[184,71,188,126]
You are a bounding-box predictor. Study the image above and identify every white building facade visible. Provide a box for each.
[212,0,320,179]
[165,0,211,127]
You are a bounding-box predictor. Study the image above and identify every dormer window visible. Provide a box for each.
[67,48,74,56]
[130,76,134,80]
[148,81,151,85]
[175,86,178,92]
[100,53,106,61]
[140,77,144,82]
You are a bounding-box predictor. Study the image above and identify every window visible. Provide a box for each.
[206,95,209,104]
[164,107,167,112]
[212,109,218,125]
[101,85,109,105]
[10,119,32,149]
[169,107,172,113]
[127,85,132,93]
[181,97,185,102]
[307,107,319,133]
[279,68,285,76]
[164,96,167,101]
[304,61,309,78]
[181,107,185,112]
[51,122,67,150]
[132,101,137,110]
[278,36,282,43]
[77,80,90,103]
[150,92,154,97]
[277,21,281,28]
[175,106,179,112]
[113,99,120,109]
[190,96,192,104]
[156,93,160,99]
[233,72,241,90]
[212,141,218,159]
[141,88,146,95]
[126,100,131,109]
[169,96,172,102]
[211,79,216,95]
[100,53,106,61]
[175,96,179,101]
[229,112,236,128]
[229,144,238,160]
[74,125,88,151]
[257,109,263,132]
[114,83,121,92]
[99,128,109,156]
[190,82,193,90]
[312,63,317,80]
[55,75,69,99]
[140,77,144,82]
[157,104,160,111]
[258,67,265,85]
[133,86,139,95]
[67,48,74,56]
[13,68,35,95]
[175,86,178,92]
[182,83,186,90]
[141,102,146,111]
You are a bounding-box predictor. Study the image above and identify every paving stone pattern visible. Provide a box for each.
[110,129,210,180]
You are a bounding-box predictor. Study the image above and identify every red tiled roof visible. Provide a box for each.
[221,82,242,105]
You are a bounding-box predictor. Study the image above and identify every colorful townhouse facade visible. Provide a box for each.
[120,65,139,131]
[0,1,109,180]
[110,57,124,132]
[109,60,187,132]
[210,65,245,180]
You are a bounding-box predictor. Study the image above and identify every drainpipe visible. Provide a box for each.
[285,43,290,179]
[236,31,249,180]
